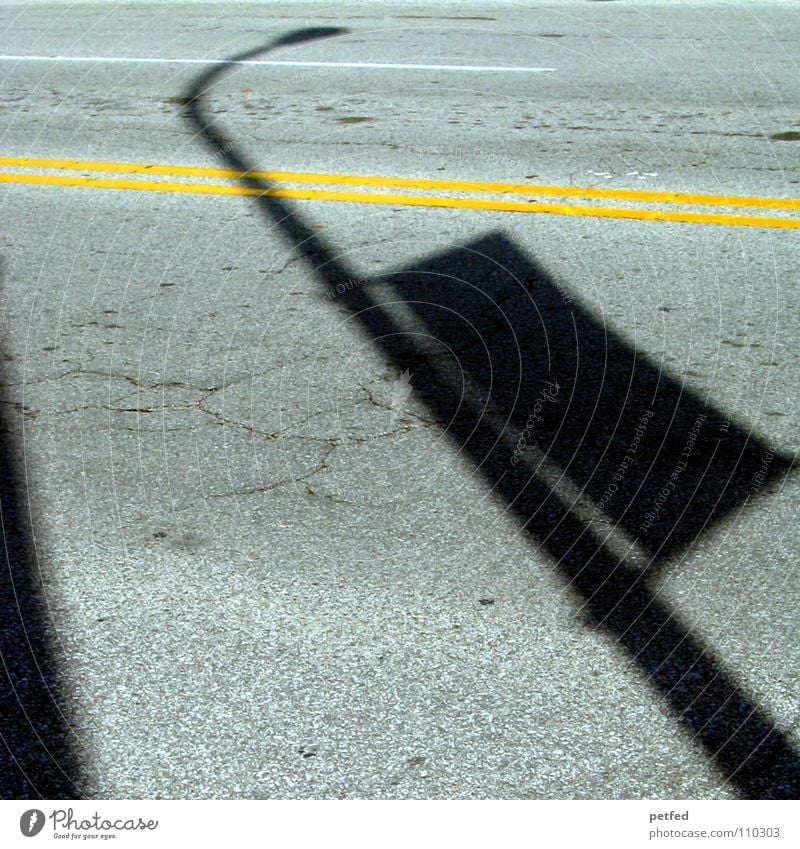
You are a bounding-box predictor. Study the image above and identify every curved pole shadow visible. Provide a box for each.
[183,28,356,295]
[182,31,800,799]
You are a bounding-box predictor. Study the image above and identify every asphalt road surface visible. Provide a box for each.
[1,0,798,799]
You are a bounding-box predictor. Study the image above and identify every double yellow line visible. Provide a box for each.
[1,154,798,230]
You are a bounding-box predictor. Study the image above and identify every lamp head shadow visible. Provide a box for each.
[273,27,350,48]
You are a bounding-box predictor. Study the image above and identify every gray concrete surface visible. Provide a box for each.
[0,1,798,799]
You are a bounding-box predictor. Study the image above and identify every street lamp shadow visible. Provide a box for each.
[183,30,800,799]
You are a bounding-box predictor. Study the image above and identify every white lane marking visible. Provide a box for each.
[0,55,555,73]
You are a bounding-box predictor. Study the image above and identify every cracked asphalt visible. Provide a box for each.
[1,1,799,799]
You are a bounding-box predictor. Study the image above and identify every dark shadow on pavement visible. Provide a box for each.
[0,273,81,799]
[183,30,800,799]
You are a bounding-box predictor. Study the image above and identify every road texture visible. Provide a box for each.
[0,0,798,799]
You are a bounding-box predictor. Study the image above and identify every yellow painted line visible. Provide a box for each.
[0,154,798,213]
[2,171,798,230]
